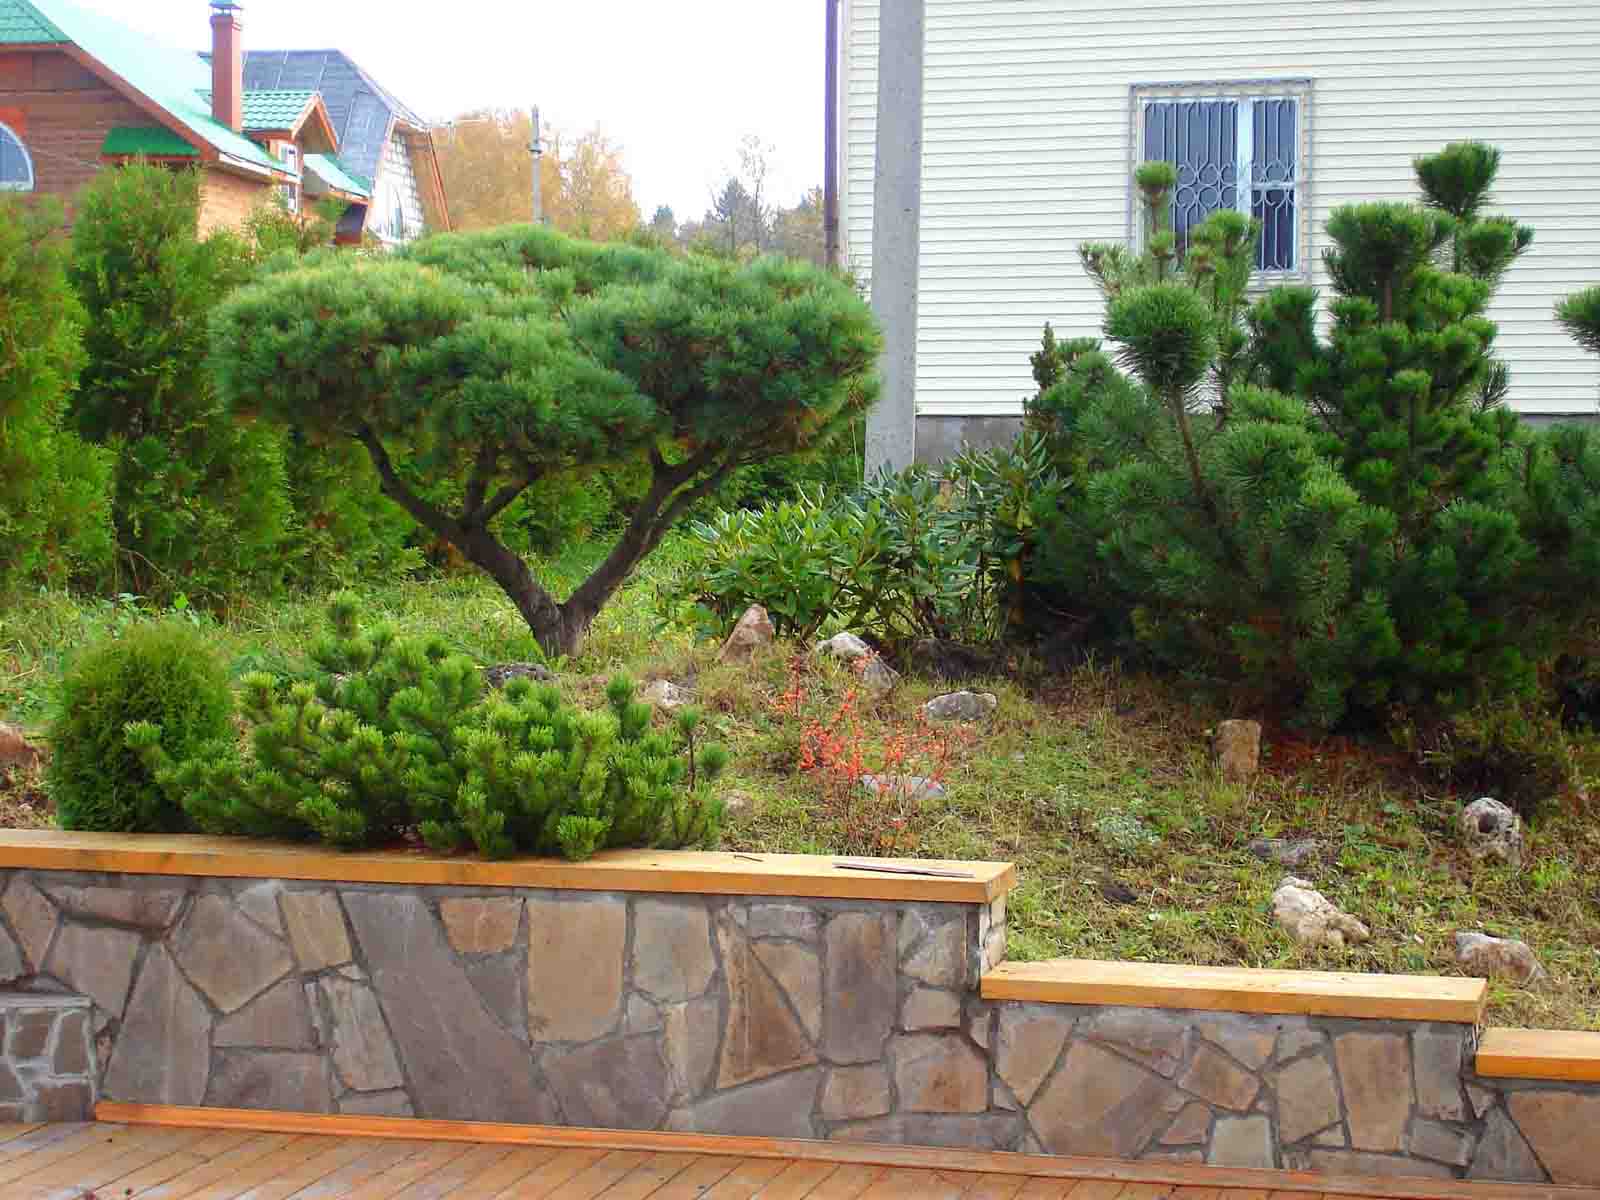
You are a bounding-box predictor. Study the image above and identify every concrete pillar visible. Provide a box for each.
[864,0,924,478]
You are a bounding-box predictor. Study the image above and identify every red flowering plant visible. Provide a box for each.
[772,656,975,856]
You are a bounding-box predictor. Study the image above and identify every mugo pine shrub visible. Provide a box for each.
[1027,143,1600,728]
[129,594,727,860]
[49,621,233,832]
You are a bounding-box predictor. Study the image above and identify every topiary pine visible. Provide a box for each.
[209,225,882,658]
[128,594,726,860]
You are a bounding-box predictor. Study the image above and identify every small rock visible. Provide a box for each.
[816,633,900,693]
[640,679,692,710]
[717,606,775,664]
[1272,876,1369,949]
[861,775,946,801]
[723,791,752,815]
[1249,837,1321,868]
[483,662,554,688]
[1458,798,1523,868]
[922,691,997,723]
[1099,878,1139,906]
[1215,720,1262,779]
[0,724,40,771]
[1454,932,1547,986]
[816,632,873,660]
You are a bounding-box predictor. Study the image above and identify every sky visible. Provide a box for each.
[72,0,828,221]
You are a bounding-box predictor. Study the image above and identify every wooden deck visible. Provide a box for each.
[1,1118,1595,1200]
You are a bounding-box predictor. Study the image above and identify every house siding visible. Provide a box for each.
[0,49,150,217]
[841,0,1600,419]
[372,127,424,243]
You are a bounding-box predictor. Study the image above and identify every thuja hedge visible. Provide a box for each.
[128,595,726,860]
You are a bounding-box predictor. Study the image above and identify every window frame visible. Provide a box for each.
[276,142,301,215]
[1127,78,1314,282]
[0,120,35,192]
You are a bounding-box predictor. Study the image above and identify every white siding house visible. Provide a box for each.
[841,0,1600,454]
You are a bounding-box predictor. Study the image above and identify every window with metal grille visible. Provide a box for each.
[0,122,34,191]
[1135,84,1308,273]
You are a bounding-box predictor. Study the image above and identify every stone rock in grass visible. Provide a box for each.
[640,679,692,710]
[717,606,776,664]
[0,724,40,770]
[921,691,997,723]
[1271,876,1369,949]
[1454,931,1547,986]
[1458,798,1524,868]
[483,662,554,688]
[861,775,945,801]
[1248,837,1321,869]
[816,633,900,693]
[1214,720,1262,779]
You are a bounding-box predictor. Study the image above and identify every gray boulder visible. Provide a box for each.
[922,691,997,723]
[1455,932,1547,986]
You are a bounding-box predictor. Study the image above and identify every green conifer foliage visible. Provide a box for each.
[210,226,881,657]
[0,196,113,589]
[128,594,726,860]
[67,164,291,601]
[1249,142,1543,711]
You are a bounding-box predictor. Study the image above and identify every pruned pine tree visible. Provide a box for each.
[209,225,881,657]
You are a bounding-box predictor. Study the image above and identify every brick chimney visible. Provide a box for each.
[209,2,244,133]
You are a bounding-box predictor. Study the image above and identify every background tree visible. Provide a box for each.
[435,112,640,239]
[771,186,826,266]
[67,164,290,601]
[0,195,113,590]
[649,205,677,242]
[210,225,881,657]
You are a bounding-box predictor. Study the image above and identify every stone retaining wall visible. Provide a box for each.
[0,865,1593,1188]
[984,1002,1600,1186]
[0,868,1004,1139]
[0,994,95,1121]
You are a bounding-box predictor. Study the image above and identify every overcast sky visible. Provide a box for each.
[78,0,827,221]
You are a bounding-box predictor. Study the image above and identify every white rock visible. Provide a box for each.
[816,632,900,693]
[1455,932,1547,986]
[1271,876,1369,949]
[640,679,691,710]
[922,691,998,723]
[1458,798,1524,868]
[861,775,946,801]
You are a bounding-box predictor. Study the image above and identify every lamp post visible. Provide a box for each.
[530,105,543,225]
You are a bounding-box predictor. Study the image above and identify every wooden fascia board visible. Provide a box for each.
[287,94,339,154]
[395,118,452,232]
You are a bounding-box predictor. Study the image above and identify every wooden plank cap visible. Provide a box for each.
[0,829,1016,904]
[981,958,1487,1024]
[1476,1028,1600,1082]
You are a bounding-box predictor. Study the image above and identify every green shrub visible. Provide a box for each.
[1025,141,1600,728]
[48,621,233,832]
[0,195,114,590]
[666,436,1054,647]
[1403,701,1580,820]
[128,595,727,860]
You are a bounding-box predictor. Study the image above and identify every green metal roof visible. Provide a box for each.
[304,152,370,199]
[102,126,200,158]
[200,88,317,132]
[0,0,65,43]
[6,0,285,176]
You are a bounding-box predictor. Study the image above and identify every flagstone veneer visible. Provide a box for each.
[0,849,1593,1187]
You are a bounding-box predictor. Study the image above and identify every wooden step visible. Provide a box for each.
[981,959,1487,1023]
[1477,1028,1600,1082]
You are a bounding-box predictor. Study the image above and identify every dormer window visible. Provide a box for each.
[0,122,34,192]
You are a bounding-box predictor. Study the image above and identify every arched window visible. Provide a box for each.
[0,122,34,192]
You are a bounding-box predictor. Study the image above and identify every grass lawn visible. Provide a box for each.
[3,538,1596,1031]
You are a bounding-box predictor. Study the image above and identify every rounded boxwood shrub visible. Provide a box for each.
[48,621,233,832]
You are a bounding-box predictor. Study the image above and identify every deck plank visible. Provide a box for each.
[807,1164,889,1200]
[29,1126,216,1200]
[0,1121,131,1185]
[339,1139,477,1200]
[759,1159,845,1200]
[129,1132,298,1200]
[451,1145,566,1200]
[275,1136,424,1200]
[387,1142,524,1200]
